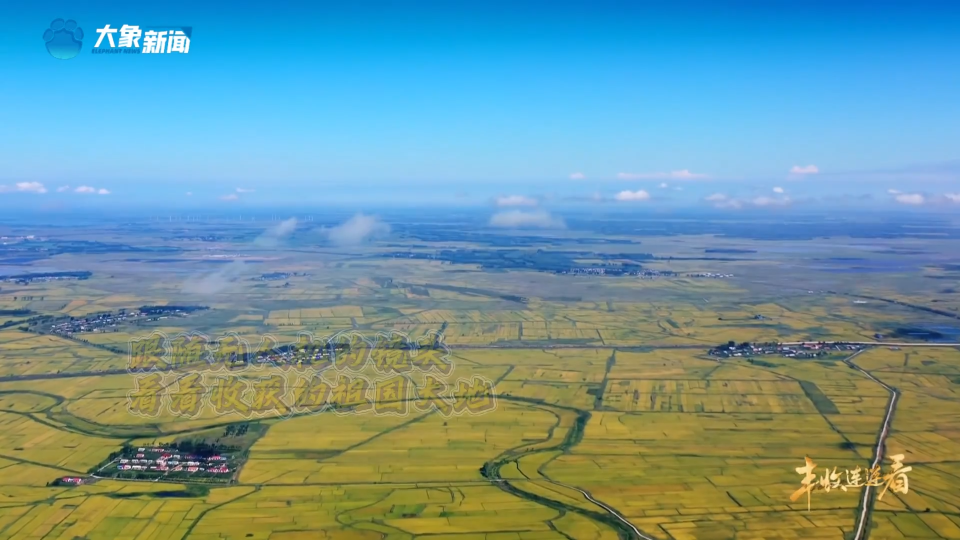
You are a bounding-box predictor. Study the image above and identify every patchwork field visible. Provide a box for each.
[0,342,953,539]
[0,222,958,539]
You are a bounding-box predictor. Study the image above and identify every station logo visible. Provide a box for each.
[42,19,84,60]
[93,24,192,55]
[42,19,192,58]
[790,454,912,511]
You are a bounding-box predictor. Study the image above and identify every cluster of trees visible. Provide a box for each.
[171,439,238,457]
[223,423,249,437]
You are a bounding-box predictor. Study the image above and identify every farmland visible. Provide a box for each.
[0,214,957,539]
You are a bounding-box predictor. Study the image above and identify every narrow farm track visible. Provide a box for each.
[843,349,901,540]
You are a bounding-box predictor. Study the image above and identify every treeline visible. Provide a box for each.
[171,440,238,457]
[2,240,180,256]
[0,309,33,316]
[0,271,91,280]
[387,248,654,273]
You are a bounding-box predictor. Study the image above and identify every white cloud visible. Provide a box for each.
[773,187,784,194]
[708,192,790,208]
[894,193,925,205]
[323,213,391,245]
[614,189,651,202]
[181,260,248,295]
[569,172,586,180]
[0,182,47,193]
[19,182,47,193]
[671,169,708,180]
[789,164,819,175]
[220,193,239,201]
[254,218,298,247]
[186,192,193,196]
[888,189,901,194]
[0,182,47,194]
[495,195,538,207]
[617,170,708,180]
[56,185,70,192]
[181,219,301,295]
[236,187,255,193]
[716,200,743,209]
[752,196,775,206]
[752,196,791,207]
[489,210,565,229]
[946,193,960,203]
[659,182,669,188]
[705,193,743,209]
[72,185,109,195]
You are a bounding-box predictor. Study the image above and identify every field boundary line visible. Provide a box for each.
[843,349,900,540]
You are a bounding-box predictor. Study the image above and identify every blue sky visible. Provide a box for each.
[1,0,959,211]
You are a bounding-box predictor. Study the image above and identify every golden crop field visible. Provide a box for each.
[0,229,958,540]
[0,341,950,539]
